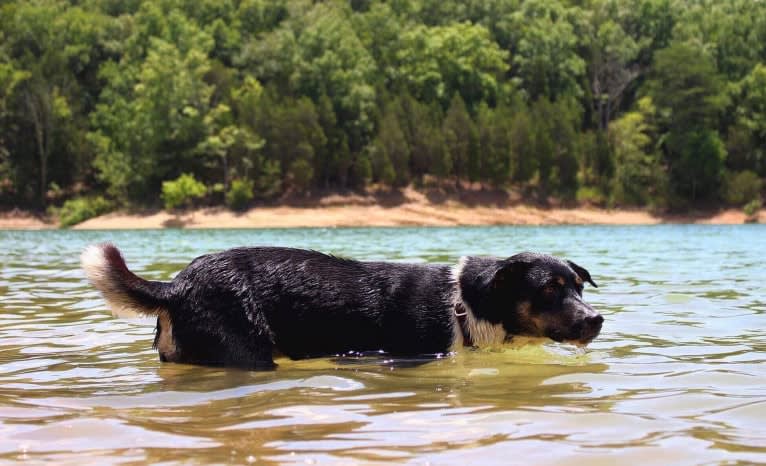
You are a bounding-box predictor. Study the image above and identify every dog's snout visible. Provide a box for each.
[578,313,603,343]
[586,314,604,327]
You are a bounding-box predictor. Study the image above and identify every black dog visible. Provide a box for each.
[82,244,602,369]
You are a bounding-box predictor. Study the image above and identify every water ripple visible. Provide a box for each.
[0,226,765,464]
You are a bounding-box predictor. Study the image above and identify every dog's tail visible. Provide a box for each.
[81,243,172,318]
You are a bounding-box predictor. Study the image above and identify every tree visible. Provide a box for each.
[585,1,643,131]
[394,22,508,110]
[0,0,761,211]
[20,80,71,205]
[352,2,404,82]
[254,94,326,191]
[506,0,586,101]
[0,1,115,205]
[476,102,513,186]
[372,105,410,186]
[673,0,766,82]
[392,93,447,182]
[610,97,666,205]
[315,93,352,188]
[530,98,581,197]
[646,41,727,203]
[728,64,766,176]
[197,102,264,192]
[84,2,217,203]
[510,108,537,184]
[205,75,265,188]
[442,94,477,185]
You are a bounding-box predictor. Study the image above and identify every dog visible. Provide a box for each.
[81,244,602,369]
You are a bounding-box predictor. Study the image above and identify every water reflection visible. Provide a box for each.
[0,226,765,464]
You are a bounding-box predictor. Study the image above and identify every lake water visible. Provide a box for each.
[0,226,764,465]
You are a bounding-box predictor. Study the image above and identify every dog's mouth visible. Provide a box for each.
[548,321,602,347]
[562,335,599,347]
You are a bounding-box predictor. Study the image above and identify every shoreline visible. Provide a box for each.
[1,190,763,229]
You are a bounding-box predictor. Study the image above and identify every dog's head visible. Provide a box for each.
[458,253,602,345]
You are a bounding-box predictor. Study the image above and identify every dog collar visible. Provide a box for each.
[454,303,474,347]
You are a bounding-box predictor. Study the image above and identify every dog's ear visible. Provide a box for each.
[566,260,598,288]
[490,254,535,289]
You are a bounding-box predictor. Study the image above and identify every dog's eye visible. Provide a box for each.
[543,285,556,296]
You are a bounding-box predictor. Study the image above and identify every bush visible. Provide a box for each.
[161,173,207,210]
[226,178,254,211]
[723,170,763,205]
[288,158,314,193]
[576,186,606,206]
[56,196,114,228]
[744,199,762,220]
[255,159,282,198]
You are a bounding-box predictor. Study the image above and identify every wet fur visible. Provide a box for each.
[82,244,601,369]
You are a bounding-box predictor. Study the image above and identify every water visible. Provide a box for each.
[0,226,764,465]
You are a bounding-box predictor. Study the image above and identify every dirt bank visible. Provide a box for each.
[2,189,762,230]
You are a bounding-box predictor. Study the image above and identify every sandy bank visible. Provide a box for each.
[74,188,764,229]
[1,189,763,230]
[68,205,763,230]
[0,210,55,229]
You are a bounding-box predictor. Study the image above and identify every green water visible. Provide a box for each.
[0,226,764,465]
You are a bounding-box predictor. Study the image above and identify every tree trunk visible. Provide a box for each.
[24,87,51,206]
[222,153,229,191]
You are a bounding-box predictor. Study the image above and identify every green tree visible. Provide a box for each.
[293,3,377,150]
[288,158,314,194]
[510,108,537,184]
[372,105,410,186]
[197,75,264,192]
[394,22,508,109]
[1,1,115,205]
[89,13,215,202]
[442,94,477,185]
[315,93,352,188]
[392,93,447,182]
[476,102,513,186]
[584,0,644,131]
[610,97,666,205]
[646,41,727,203]
[507,0,586,101]
[728,64,766,176]
[161,173,207,210]
[0,0,761,211]
[527,98,580,197]
[673,0,766,82]
[254,94,326,190]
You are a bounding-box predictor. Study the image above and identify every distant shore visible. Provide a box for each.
[1,189,763,230]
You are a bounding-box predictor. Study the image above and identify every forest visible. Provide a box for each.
[1,0,764,223]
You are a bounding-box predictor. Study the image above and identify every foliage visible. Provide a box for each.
[161,173,207,210]
[394,22,508,109]
[55,196,114,228]
[576,186,606,206]
[0,0,764,212]
[609,97,666,205]
[506,0,586,101]
[743,199,762,219]
[225,178,254,211]
[723,170,763,206]
[728,64,766,176]
[646,41,727,203]
[288,158,314,193]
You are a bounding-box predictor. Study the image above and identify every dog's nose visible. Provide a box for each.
[586,314,604,327]
[582,314,603,339]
